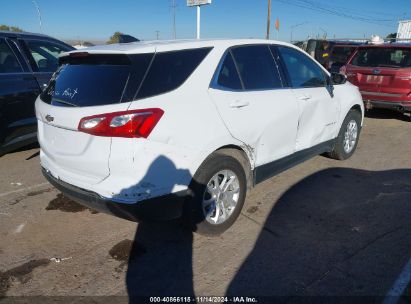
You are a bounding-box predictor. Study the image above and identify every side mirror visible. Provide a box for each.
[331,72,347,85]
[325,75,334,97]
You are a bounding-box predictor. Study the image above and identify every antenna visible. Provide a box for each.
[32,0,43,33]
[171,0,177,39]
[266,0,272,39]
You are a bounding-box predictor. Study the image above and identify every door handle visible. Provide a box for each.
[297,95,312,101]
[229,100,250,108]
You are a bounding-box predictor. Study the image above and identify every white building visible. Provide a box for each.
[397,20,411,42]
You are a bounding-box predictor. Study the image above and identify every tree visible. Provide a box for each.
[0,25,23,32]
[386,32,397,42]
[107,32,124,44]
[10,26,23,32]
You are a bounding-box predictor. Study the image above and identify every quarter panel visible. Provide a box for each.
[334,82,364,132]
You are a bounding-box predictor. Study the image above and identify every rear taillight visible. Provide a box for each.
[396,72,411,81]
[78,108,164,138]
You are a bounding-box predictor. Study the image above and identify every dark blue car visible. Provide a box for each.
[0,31,73,155]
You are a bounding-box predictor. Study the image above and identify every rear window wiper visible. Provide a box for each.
[52,98,78,107]
[377,64,401,68]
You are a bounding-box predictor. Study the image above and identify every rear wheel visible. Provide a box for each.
[184,153,247,235]
[328,109,362,160]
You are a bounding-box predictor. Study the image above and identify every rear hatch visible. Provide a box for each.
[36,52,153,184]
[346,46,411,97]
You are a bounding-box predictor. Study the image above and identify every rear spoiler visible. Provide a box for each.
[59,52,131,65]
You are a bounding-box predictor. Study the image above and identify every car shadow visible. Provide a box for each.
[365,108,410,122]
[0,142,40,158]
[120,156,411,300]
[227,167,411,300]
[122,156,199,299]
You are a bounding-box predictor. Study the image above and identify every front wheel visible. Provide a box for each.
[184,153,247,235]
[328,109,362,160]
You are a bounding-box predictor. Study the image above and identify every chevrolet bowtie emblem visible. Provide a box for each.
[45,114,54,122]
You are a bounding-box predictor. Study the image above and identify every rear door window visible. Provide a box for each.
[136,47,212,99]
[278,46,326,88]
[231,45,283,90]
[217,51,242,90]
[0,39,23,73]
[351,47,411,68]
[24,40,69,72]
[330,46,356,65]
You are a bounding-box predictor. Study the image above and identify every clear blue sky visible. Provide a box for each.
[2,0,410,42]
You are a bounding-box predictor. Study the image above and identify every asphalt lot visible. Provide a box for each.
[0,109,410,302]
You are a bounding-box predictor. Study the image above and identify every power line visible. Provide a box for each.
[272,0,397,27]
[297,0,393,22]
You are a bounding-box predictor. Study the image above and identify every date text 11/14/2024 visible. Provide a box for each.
[149,296,258,303]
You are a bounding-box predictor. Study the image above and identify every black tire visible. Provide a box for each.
[183,153,247,235]
[328,109,362,160]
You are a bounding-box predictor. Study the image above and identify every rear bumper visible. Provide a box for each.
[364,100,411,112]
[42,168,188,222]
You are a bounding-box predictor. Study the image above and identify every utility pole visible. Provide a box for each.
[155,30,160,40]
[266,0,271,40]
[197,5,201,39]
[171,0,177,39]
[187,0,212,40]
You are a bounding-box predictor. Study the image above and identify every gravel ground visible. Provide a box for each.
[0,109,410,302]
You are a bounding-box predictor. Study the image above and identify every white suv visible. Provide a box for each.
[36,39,364,235]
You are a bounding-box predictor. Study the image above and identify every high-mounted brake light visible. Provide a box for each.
[78,108,164,138]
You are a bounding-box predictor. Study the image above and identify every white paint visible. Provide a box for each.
[14,223,25,234]
[209,88,299,166]
[10,182,23,186]
[383,259,411,304]
[0,182,49,198]
[292,85,339,151]
[36,39,364,210]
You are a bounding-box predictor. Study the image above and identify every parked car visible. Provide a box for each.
[303,39,362,72]
[342,43,411,115]
[0,31,74,155]
[36,39,364,235]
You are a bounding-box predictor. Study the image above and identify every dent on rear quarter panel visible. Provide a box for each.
[101,138,195,202]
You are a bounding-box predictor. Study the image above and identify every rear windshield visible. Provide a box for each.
[351,47,411,68]
[41,48,212,107]
[330,46,356,64]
